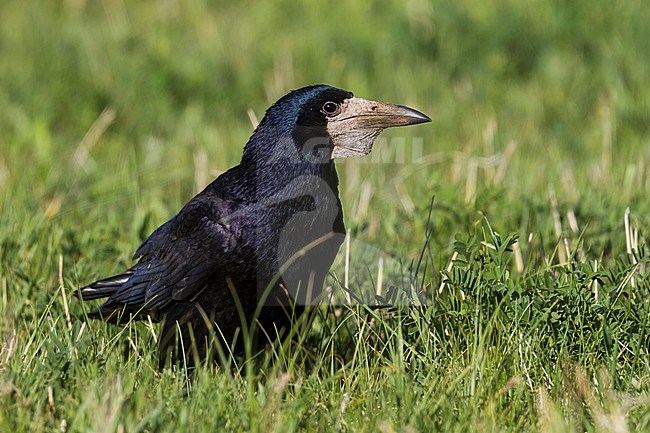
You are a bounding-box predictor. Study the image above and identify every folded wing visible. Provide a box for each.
[80,195,238,322]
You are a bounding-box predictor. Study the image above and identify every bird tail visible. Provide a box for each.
[78,269,134,300]
[79,268,154,323]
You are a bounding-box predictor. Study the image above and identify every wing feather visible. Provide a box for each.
[86,195,239,319]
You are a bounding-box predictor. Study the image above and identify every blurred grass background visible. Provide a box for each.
[1,0,649,431]
[2,0,648,256]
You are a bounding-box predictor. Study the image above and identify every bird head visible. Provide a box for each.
[243,85,430,164]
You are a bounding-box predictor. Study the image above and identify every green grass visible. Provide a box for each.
[1,0,649,431]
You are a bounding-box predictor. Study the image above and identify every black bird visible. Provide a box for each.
[79,85,430,367]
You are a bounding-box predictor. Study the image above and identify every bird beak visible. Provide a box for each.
[341,97,431,129]
[328,97,430,159]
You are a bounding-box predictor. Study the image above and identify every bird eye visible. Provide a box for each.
[322,101,340,116]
